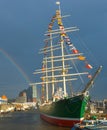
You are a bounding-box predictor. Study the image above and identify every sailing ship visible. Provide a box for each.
[30,1,102,127]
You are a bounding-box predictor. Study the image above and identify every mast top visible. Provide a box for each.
[56,1,61,20]
[56,1,60,5]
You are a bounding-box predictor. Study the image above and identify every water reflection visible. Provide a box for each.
[0,110,70,130]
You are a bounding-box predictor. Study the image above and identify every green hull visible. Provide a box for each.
[39,94,89,119]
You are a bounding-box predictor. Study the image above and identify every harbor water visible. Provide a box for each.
[0,109,107,130]
[0,109,70,130]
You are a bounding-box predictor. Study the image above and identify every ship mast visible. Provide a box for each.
[50,34,55,96]
[45,57,49,102]
[30,1,97,102]
[56,1,67,97]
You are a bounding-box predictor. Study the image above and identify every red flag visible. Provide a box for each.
[86,64,93,69]
[72,49,79,54]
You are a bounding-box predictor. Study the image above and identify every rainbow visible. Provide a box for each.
[0,48,31,84]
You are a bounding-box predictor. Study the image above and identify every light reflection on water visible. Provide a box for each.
[0,110,70,130]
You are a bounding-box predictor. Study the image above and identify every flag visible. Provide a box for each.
[86,64,93,69]
[78,55,85,60]
[72,49,79,54]
[87,74,92,79]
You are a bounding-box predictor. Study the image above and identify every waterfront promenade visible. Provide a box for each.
[0,102,36,114]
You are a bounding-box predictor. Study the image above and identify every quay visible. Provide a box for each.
[0,93,37,115]
[0,102,36,114]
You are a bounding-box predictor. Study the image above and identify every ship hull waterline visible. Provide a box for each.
[39,94,89,127]
[40,113,83,127]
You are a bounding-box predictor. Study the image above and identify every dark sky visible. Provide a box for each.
[0,0,107,99]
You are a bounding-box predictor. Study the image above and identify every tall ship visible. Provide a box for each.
[31,1,102,127]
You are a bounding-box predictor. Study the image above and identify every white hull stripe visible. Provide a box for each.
[40,113,84,121]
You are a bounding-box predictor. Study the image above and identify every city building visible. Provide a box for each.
[90,99,106,114]
[0,95,8,104]
[26,85,37,102]
[104,99,107,109]
[16,85,37,103]
[15,92,27,103]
